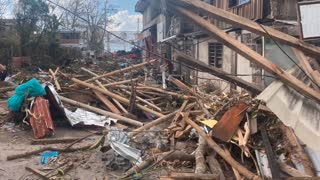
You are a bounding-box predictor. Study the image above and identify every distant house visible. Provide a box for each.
[135,0,312,92]
[58,30,86,49]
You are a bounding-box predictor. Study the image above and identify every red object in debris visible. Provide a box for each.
[211,102,248,142]
[29,97,54,139]
[12,56,31,69]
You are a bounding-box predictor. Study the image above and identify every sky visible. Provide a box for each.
[108,0,142,32]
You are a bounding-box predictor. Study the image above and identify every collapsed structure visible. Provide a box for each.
[0,0,320,179]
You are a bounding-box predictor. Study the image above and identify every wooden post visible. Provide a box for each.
[71,78,165,118]
[182,114,261,180]
[173,6,320,102]
[59,95,143,127]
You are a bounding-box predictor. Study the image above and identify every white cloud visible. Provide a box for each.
[108,10,142,32]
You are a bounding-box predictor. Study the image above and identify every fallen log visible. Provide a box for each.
[70,59,156,86]
[182,114,261,180]
[31,137,84,145]
[59,95,143,127]
[71,78,164,118]
[172,6,320,102]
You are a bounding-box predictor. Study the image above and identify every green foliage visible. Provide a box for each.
[15,0,61,60]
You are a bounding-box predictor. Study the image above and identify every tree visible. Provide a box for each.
[0,0,9,18]
[15,0,60,56]
[60,0,116,53]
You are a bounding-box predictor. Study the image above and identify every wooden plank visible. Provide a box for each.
[71,78,165,118]
[168,0,320,62]
[260,125,281,179]
[173,7,320,102]
[59,95,143,127]
[93,90,122,114]
[175,51,263,94]
[292,48,320,91]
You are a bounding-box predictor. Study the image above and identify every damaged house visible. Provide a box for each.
[135,0,319,92]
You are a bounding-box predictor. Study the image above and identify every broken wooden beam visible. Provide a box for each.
[49,68,61,91]
[71,78,165,117]
[279,162,311,177]
[168,0,320,62]
[129,111,177,137]
[70,59,156,86]
[173,6,320,102]
[93,90,122,114]
[195,136,207,174]
[182,114,261,180]
[175,51,263,94]
[59,95,143,127]
[102,77,142,87]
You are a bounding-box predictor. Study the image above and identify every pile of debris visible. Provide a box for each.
[0,58,318,179]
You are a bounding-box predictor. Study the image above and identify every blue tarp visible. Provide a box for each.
[7,78,46,111]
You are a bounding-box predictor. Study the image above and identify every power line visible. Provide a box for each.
[46,0,277,82]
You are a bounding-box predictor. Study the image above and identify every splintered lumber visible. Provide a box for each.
[31,137,83,145]
[195,136,207,174]
[279,162,311,177]
[173,6,320,102]
[260,125,281,179]
[211,102,248,142]
[207,154,226,180]
[280,125,315,176]
[293,48,320,90]
[49,68,61,91]
[175,51,263,94]
[182,114,261,180]
[71,78,164,117]
[93,90,121,114]
[59,95,143,127]
[129,111,177,137]
[171,100,189,124]
[168,0,320,62]
[70,59,157,86]
[160,173,219,180]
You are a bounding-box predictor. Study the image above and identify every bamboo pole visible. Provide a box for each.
[59,95,143,127]
[70,59,156,87]
[71,78,164,117]
[129,111,177,137]
[182,114,261,180]
[93,90,121,114]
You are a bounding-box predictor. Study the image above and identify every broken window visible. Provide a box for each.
[229,0,251,8]
[208,42,223,68]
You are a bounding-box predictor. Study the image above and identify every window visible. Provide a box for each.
[229,0,250,8]
[208,43,223,68]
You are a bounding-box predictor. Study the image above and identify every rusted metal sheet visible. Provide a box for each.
[30,97,54,139]
[211,102,248,142]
